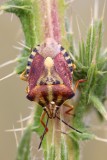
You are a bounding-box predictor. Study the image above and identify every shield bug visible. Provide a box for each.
[20,38,85,148]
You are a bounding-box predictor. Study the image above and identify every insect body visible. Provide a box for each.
[20,38,85,148]
[21,39,75,117]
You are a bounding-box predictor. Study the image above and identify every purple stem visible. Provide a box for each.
[40,0,61,42]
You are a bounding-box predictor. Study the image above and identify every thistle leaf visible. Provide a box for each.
[16,125,32,160]
[47,145,55,160]
[61,136,68,160]
[89,93,107,120]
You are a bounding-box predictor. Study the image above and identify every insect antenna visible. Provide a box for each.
[38,116,49,149]
[56,115,82,134]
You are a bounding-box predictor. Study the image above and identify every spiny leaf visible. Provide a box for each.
[85,26,92,66]
[87,63,97,94]
[4,0,45,74]
[16,125,32,160]
[47,145,55,160]
[61,136,68,160]
[96,20,103,59]
[69,132,95,160]
[69,132,95,142]
[1,0,107,160]
[67,33,75,55]
[89,93,107,120]
[79,40,85,65]
[72,140,79,160]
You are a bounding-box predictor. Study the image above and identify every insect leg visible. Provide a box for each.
[38,116,49,149]
[73,79,86,93]
[64,103,74,115]
[40,111,48,132]
[25,86,29,93]
[20,70,28,81]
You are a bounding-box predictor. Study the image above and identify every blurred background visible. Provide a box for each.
[0,0,107,160]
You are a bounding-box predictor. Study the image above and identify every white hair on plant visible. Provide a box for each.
[19,114,24,136]
[17,41,31,50]
[0,10,3,15]
[102,0,106,19]
[76,14,87,30]
[11,13,14,22]
[6,127,26,132]
[0,4,31,12]
[17,115,31,123]
[12,125,19,148]
[66,0,76,6]
[28,106,34,110]
[6,118,26,147]
[91,6,93,23]
[0,58,17,68]
[76,16,82,41]
[13,45,23,51]
[94,0,99,20]
[93,0,106,21]
[6,126,26,148]
[0,71,16,82]
[95,136,107,143]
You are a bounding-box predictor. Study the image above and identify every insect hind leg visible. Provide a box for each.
[40,111,48,133]
[73,79,87,93]
[64,102,74,116]
[38,112,49,149]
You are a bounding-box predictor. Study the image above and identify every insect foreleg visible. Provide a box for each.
[20,70,28,81]
[40,111,48,133]
[38,116,49,149]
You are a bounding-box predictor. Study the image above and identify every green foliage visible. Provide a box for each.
[72,140,79,160]
[47,145,55,160]
[16,125,32,160]
[61,136,68,160]
[71,19,107,159]
[1,0,107,160]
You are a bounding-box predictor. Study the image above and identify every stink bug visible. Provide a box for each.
[20,38,85,148]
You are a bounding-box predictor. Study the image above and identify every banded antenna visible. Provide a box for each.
[56,115,82,134]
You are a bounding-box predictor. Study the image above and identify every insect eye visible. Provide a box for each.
[40,81,44,85]
[55,80,60,84]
